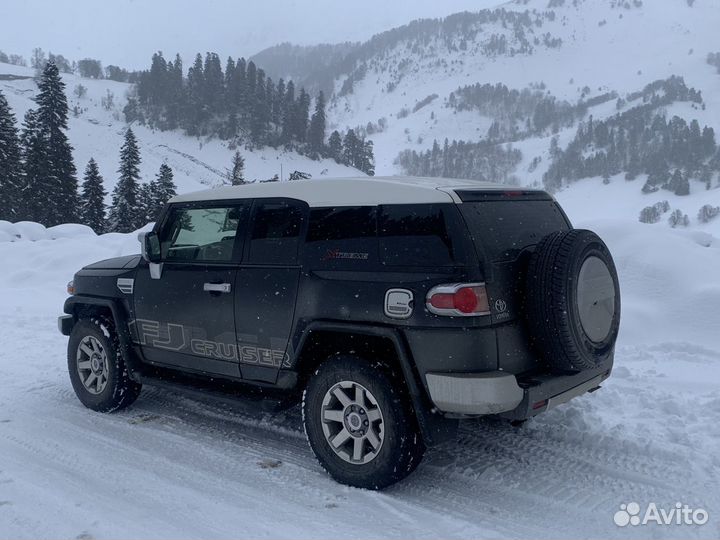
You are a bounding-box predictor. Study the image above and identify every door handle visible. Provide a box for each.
[203,282,232,294]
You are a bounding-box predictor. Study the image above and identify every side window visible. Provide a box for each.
[379,204,455,266]
[248,200,305,265]
[160,204,247,263]
[305,206,377,267]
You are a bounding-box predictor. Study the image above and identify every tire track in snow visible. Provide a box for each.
[0,316,718,539]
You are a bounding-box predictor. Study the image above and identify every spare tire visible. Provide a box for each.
[525,229,620,373]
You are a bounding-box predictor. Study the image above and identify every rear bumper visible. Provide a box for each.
[425,362,612,418]
[426,372,524,415]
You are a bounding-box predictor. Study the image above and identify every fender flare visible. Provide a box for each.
[294,320,457,446]
[63,295,140,376]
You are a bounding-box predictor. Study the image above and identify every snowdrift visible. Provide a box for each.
[0,220,98,242]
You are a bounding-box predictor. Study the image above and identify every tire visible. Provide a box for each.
[68,317,142,412]
[525,229,620,373]
[302,355,425,490]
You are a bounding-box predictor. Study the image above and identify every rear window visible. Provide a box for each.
[378,204,457,266]
[459,200,570,262]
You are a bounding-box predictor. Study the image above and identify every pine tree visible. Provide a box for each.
[234,57,247,116]
[185,53,205,134]
[203,52,224,114]
[281,80,295,144]
[224,56,236,110]
[18,109,43,221]
[249,68,269,144]
[148,163,176,220]
[166,54,184,130]
[109,128,142,232]
[295,88,310,143]
[668,168,690,196]
[342,129,360,167]
[307,91,326,156]
[0,90,22,220]
[245,61,257,124]
[360,139,376,176]
[227,151,245,185]
[136,182,152,225]
[148,52,169,109]
[273,78,285,126]
[34,62,78,225]
[79,158,107,233]
[700,165,713,190]
[264,77,276,142]
[327,130,343,162]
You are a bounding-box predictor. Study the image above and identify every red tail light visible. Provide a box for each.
[426,283,491,316]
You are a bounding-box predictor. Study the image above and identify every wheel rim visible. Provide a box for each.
[576,255,616,343]
[320,381,385,465]
[76,335,109,395]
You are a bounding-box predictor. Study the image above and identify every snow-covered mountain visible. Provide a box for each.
[253,0,720,232]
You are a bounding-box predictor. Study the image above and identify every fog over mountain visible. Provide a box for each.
[3,0,499,69]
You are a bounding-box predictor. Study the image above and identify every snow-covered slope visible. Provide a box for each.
[320,0,720,227]
[0,62,362,205]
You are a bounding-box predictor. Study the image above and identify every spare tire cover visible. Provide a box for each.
[525,229,620,373]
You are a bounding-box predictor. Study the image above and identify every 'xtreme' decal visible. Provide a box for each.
[128,319,291,368]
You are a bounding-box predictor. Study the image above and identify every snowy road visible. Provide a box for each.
[1,315,718,539]
[1,222,719,539]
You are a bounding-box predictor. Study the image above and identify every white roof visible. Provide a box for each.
[170,176,525,207]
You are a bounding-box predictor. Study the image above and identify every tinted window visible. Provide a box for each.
[307,207,376,242]
[305,207,377,267]
[160,205,246,263]
[379,204,455,266]
[248,200,304,264]
[459,200,570,262]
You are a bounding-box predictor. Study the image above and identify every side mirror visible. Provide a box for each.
[138,231,161,263]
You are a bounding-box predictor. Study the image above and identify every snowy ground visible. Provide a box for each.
[1,201,719,539]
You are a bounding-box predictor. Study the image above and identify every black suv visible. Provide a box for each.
[58,177,620,489]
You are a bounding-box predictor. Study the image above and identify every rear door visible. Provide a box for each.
[234,198,307,383]
[456,191,571,372]
[133,202,250,378]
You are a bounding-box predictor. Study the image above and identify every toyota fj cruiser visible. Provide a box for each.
[58,177,620,489]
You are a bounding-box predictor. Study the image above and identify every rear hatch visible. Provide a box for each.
[455,189,571,373]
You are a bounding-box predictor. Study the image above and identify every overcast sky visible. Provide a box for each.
[3,0,502,70]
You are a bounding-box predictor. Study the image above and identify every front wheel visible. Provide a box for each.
[68,318,142,412]
[302,355,425,490]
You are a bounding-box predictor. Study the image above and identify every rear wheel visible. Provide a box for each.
[68,318,142,412]
[302,355,425,489]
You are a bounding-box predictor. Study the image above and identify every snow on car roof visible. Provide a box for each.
[169,176,523,207]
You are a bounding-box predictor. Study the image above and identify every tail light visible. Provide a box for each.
[426,283,491,317]
[67,280,75,295]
